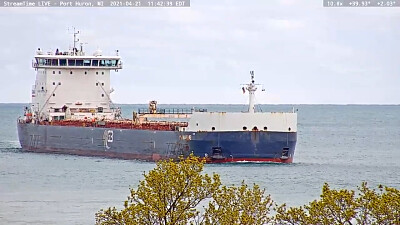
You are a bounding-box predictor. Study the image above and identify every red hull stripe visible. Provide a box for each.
[206,157,293,164]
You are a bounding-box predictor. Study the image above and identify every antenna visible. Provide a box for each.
[68,27,80,55]
[80,42,88,53]
[250,70,255,84]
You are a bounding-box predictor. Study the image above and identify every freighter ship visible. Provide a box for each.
[17,32,297,163]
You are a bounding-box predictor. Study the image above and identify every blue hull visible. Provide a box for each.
[186,131,296,162]
[17,123,297,163]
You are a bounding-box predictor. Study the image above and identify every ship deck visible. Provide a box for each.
[31,120,188,131]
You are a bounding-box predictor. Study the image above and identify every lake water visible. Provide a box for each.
[1,103,399,224]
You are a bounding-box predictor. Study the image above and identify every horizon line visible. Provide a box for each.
[0,102,399,106]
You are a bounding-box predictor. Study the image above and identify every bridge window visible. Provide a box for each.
[68,59,75,66]
[111,60,117,66]
[38,58,45,66]
[83,59,91,66]
[99,60,105,67]
[44,59,51,65]
[92,60,98,66]
[76,60,83,66]
[105,60,112,66]
[51,59,58,66]
[60,59,67,66]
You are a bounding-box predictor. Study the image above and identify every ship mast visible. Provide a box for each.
[243,71,264,113]
[69,27,80,55]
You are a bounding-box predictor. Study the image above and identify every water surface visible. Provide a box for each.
[1,103,399,224]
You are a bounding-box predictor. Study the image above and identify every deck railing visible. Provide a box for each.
[138,108,207,115]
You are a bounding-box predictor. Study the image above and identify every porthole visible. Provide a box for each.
[53,93,56,96]
[96,83,98,86]
[58,71,61,74]
[243,126,247,131]
[96,72,98,75]
[288,127,291,131]
[70,71,73,74]
[252,126,258,131]
[84,71,87,75]
[52,71,55,74]
[102,72,104,75]
[52,82,55,85]
[101,83,104,86]
[211,127,215,131]
[58,82,61,85]
[264,126,268,131]
[101,94,104,97]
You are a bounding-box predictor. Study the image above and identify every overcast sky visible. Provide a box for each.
[0,0,399,104]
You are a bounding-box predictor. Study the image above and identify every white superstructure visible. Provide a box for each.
[186,112,297,132]
[30,30,122,122]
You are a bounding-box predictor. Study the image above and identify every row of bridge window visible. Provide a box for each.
[52,71,105,75]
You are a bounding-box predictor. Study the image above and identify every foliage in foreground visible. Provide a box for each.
[96,155,220,225]
[275,182,400,225]
[96,156,400,225]
[203,182,274,225]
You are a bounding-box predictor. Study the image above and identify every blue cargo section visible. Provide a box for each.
[17,123,184,161]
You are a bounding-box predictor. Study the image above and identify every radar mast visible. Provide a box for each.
[68,27,80,55]
[242,71,264,113]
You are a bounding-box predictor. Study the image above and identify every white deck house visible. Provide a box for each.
[31,47,122,121]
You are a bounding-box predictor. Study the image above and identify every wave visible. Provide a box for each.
[0,141,22,151]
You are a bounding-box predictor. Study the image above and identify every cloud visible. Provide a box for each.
[0,0,398,104]
[266,18,305,30]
